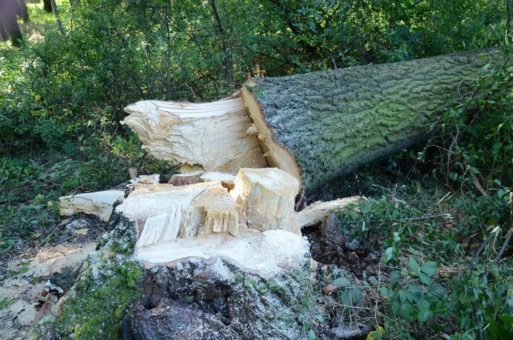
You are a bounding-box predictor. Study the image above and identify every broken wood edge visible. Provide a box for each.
[122,96,266,173]
[297,196,363,228]
[240,84,303,189]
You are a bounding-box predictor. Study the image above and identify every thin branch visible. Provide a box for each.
[49,0,66,37]
[506,0,511,41]
[495,192,513,262]
[209,0,233,86]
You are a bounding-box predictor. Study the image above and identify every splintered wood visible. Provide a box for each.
[113,168,312,276]
[116,93,364,274]
[59,190,125,222]
[230,168,300,233]
[116,168,300,249]
[122,97,267,174]
[297,196,362,227]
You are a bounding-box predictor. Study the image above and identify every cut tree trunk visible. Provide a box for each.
[124,50,498,197]
[242,50,498,194]
[41,50,502,339]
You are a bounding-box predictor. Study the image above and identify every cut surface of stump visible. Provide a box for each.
[134,230,309,278]
[116,182,238,244]
[114,176,308,277]
[230,167,300,233]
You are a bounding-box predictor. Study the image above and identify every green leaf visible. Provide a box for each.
[417,299,431,323]
[407,284,423,301]
[390,271,400,283]
[419,272,432,286]
[379,287,390,298]
[384,247,395,263]
[398,289,409,303]
[429,284,448,299]
[340,287,364,306]
[393,232,401,242]
[418,308,432,323]
[399,303,416,321]
[421,261,438,277]
[368,276,378,286]
[408,257,420,276]
[331,277,351,288]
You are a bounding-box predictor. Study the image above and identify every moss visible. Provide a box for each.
[110,237,135,255]
[55,260,143,339]
[103,216,137,256]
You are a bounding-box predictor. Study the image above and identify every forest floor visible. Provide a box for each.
[2,149,511,339]
[1,2,512,338]
[0,214,108,339]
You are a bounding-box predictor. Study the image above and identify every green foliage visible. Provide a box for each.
[1,1,513,338]
[56,260,143,339]
[0,154,117,251]
[339,186,513,337]
[436,52,513,194]
[0,0,509,152]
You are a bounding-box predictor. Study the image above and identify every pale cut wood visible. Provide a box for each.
[297,196,362,227]
[241,86,301,182]
[116,182,242,247]
[230,168,300,233]
[59,190,125,222]
[122,97,267,174]
[200,172,236,190]
[192,187,239,236]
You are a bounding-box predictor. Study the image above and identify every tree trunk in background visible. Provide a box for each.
[242,50,498,194]
[43,0,52,12]
[209,0,233,88]
[0,23,9,41]
[0,0,23,46]
[16,0,29,23]
[49,0,65,36]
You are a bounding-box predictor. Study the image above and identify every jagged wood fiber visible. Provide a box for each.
[247,50,496,194]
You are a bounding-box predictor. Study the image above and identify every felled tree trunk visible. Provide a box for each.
[124,50,497,196]
[242,50,497,194]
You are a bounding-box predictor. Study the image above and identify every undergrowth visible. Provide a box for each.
[338,187,513,338]
[330,54,513,338]
[1,1,512,338]
[0,148,172,256]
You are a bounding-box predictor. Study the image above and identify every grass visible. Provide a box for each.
[0,297,16,311]
[0,153,129,255]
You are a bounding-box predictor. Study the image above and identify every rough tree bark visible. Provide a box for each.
[16,0,29,23]
[241,50,497,194]
[124,50,499,197]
